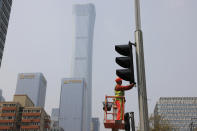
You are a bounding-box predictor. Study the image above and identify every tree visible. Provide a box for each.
[193,127,197,131]
[149,114,173,131]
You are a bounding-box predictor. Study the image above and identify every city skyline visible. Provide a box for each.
[0,0,197,130]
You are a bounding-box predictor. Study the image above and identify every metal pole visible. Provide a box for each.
[134,0,150,130]
[131,112,136,131]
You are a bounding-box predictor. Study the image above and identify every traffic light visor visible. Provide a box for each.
[115,45,130,56]
[116,69,131,81]
[116,57,130,68]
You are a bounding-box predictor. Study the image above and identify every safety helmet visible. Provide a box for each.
[115,77,122,82]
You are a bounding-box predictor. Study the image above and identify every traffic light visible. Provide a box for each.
[115,41,135,83]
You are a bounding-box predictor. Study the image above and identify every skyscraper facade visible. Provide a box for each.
[0,0,12,67]
[154,97,197,130]
[72,4,96,131]
[59,78,86,131]
[15,73,47,107]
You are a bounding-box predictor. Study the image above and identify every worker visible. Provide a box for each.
[115,77,135,120]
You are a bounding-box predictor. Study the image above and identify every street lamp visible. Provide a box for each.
[134,0,150,130]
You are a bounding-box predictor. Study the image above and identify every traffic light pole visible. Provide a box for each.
[134,0,150,130]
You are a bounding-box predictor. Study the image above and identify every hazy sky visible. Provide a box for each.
[0,0,197,130]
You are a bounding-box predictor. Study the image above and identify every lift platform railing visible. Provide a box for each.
[103,95,125,129]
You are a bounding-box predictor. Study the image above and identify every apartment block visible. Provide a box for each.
[21,107,50,131]
[0,102,21,130]
[0,95,50,131]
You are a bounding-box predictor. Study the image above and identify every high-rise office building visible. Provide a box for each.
[51,108,64,131]
[0,0,12,67]
[72,4,96,131]
[91,118,100,131]
[59,78,86,131]
[154,97,197,130]
[51,108,59,127]
[15,73,47,107]
[0,89,5,102]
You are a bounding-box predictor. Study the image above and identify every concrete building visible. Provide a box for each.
[72,4,96,131]
[21,107,50,131]
[0,95,50,131]
[154,97,197,130]
[59,78,86,131]
[0,101,21,130]
[15,73,47,107]
[0,0,12,67]
[13,94,34,107]
[91,118,100,131]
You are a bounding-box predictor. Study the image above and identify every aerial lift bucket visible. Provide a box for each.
[103,96,125,130]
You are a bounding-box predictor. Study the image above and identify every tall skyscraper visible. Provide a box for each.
[154,97,197,130]
[59,78,86,131]
[0,0,12,67]
[72,4,96,131]
[15,73,47,107]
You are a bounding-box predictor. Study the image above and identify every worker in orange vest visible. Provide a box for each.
[115,78,135,120]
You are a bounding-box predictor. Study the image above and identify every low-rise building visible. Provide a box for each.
[0,102,21,130]
[0,95,50,131]
[21,107,50,131]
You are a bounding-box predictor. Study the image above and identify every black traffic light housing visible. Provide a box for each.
[115,41,135,83]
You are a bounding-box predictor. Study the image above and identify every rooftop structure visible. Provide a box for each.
[13,94,34,107]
